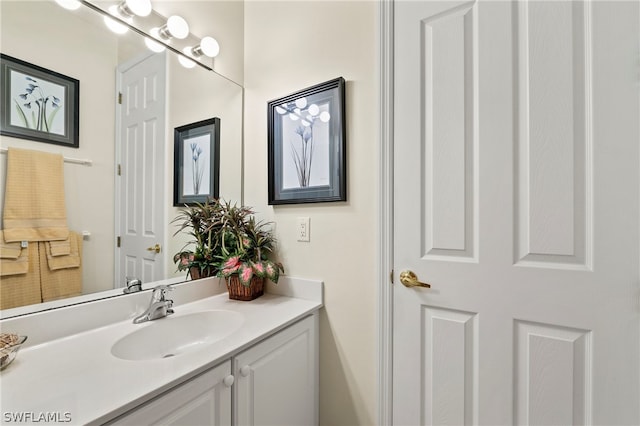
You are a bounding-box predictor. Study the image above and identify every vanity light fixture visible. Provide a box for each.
[156,15,190,41]
[189,36,220,59]
[54,0,81,10]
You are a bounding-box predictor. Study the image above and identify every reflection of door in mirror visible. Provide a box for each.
[115,52,167,287]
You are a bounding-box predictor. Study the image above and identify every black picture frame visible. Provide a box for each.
[173,117,221,206]
[0,54,79,148]
[268,77,346,205]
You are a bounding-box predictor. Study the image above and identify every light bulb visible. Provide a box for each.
[179,48,197,69]
[54,0,81,10]
[123,0,152,17]
[197,36,220,58]
[145,31,166,53]
[104,6,131,35]
[161,15,189,40]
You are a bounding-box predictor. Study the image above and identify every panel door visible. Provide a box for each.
[234,315,319,426]
[116,52,166,288]
[392,0,639,424]
[108,361,232,425]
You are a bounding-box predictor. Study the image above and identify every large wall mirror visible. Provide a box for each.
[0,0,244,317]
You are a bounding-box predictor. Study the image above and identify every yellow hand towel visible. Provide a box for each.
[3,147,69,242]
[47,239,71,257]
[0,242,42,309]
[40,236,82,302]
[45,232,80,271]
[0,231,29,276]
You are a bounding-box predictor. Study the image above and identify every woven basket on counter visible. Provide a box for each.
[226,276,264,301]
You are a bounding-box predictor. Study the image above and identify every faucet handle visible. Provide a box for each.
[151,284,173,301]
[123,277,143,294]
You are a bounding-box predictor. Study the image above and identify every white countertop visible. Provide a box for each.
[0,283,322,425]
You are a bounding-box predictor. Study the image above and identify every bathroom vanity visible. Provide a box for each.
[0,277,322,425]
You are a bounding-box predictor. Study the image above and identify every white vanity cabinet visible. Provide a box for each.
[106,313,318,426]
[107,361,233,425]
[234,314,318,426]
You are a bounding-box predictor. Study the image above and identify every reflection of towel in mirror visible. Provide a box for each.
[47,239,71,257]
[45,232,80,271]
[40,233,82,302]
[3,147,69,242]
[0,242,42,309]
[0,230,29,276]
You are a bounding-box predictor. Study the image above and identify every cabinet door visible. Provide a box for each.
[108,360,232,425]
[234,314,318,426]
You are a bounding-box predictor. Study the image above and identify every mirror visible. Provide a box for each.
[0,0,243,316]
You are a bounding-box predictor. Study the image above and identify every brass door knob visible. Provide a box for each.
[146,244,161,254]
[399,270,431,288]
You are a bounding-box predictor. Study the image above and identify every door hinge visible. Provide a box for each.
[118,92,122,104]
[390,269,394,284]
[116,236,121,247]
[117,164,121,176]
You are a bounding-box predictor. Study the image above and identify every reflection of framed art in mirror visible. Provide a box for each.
[0,54,79,148]
[173,117,221,206]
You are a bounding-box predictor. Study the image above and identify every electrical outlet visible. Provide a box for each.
[297,217,310,242]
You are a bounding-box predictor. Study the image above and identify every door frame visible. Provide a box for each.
[377,0,394,424]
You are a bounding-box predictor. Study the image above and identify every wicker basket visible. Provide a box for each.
[226,276,264,301]
[189,266,216,280]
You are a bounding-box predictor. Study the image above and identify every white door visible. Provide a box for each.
[115,52,166,288]
[392,0,639,424]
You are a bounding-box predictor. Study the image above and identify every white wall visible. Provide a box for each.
[244,1,377,423]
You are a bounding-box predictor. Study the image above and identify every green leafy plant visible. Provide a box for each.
[172,199,226,278]
[172,199,284,285]
[214,201,284,286]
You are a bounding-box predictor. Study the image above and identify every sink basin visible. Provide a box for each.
[111,310,244,361]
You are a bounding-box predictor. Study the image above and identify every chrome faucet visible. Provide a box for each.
[123,277,143,294]
[133,285,174,324]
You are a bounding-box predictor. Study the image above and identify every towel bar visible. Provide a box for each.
[0,148,92,166]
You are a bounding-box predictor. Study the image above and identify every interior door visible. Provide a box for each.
[392,0,639,424]
[115,52,166,288]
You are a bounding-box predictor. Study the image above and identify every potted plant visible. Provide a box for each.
[172,199,284,300]
[172,199,226,280]
[215,201,284,301]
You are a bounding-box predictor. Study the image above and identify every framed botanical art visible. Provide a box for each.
[267,77,346,205]
[173,117,221,206]
[0,54,79,148]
